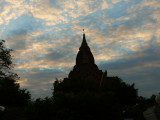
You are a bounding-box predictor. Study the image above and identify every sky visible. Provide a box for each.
[0,0,160,98]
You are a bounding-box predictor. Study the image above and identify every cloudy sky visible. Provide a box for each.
[0,0,160,98]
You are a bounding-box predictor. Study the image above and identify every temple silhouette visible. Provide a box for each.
[67,32,115,84]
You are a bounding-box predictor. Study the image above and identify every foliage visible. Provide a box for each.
[18,77,138,120]
[24,97,55,120]
[53,77,138,120]
[123,95,158,120]
[0,40,31,108]
[0,40,13,78]
[0,76,30,107]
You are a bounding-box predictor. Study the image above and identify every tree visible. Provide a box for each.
[0,40,13,78]
[0,40,30,107]
[24,97,55,120]
[53,77,138,120]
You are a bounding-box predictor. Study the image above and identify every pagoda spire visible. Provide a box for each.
[68,31,103,81]
[80,29,89,50]
[75,31,95,65]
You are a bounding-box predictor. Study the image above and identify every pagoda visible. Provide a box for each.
[68,32,108,83]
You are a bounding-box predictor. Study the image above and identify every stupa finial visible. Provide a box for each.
[83,29,85,34]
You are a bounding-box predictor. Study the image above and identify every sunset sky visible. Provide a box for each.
[0,0,160,98]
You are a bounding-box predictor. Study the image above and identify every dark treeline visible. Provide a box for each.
[0,40,157,120]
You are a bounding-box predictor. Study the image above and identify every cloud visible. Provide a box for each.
[3,14,43,35]
[98,42,160,97]
[0,0,31,25]
[111,0,121,4]
[0,0,160,98]
[13,33,79,71]
[30,0,66,25]
[16,67,70,98]
[2,14,43,51]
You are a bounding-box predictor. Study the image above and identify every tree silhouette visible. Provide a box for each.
[0,40,30,107]
[53,77,138,120]
[0,40,13,78]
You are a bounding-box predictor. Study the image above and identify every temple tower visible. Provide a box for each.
[69,33,106,81]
